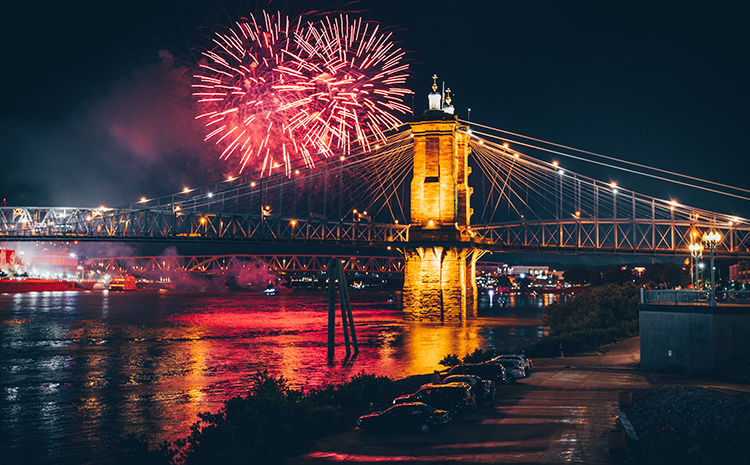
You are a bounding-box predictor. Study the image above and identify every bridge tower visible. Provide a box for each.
[402,81,484,321]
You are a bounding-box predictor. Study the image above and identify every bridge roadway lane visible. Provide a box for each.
[288,339,650,464]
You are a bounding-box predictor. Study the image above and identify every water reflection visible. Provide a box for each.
[0,289,554,464]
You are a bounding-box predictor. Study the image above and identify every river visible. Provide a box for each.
[0,289,559,464]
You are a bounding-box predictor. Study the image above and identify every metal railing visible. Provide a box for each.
[641,289,750,305]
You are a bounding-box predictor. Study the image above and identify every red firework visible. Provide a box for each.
[193,12,412,176]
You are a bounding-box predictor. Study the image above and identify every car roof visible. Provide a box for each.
[391,402,428,407]
[443,374,480,380]
[421,382,471,389]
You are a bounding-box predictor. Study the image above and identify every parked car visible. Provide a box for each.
[357,402,451,434]
[393,382,477,414]
[446,362,512,385]
[441,374,495,406]
[493,354,532,375]
[490,359,524,380]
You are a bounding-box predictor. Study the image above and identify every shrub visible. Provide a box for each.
[439,353,461,367]
[116,371,401,465]
[461,348,496,364]
[524,283,640,357]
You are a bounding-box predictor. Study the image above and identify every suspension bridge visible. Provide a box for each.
[2,120,748,258]
[4,90,749,319]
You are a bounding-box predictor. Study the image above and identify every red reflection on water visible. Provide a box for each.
[1,289,549,458]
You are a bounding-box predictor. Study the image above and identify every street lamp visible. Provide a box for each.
[688,242,703,290]
[702,231,721,306]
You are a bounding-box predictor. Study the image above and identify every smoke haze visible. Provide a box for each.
[1,50,221,208]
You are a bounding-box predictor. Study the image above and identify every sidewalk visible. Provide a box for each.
[534,337,641,370]
[536,336,750,394]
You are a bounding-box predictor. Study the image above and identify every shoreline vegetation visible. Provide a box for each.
[119,371,405,465]
[437,283,640,367]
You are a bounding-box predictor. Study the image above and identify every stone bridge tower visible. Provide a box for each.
[402,81,484,321]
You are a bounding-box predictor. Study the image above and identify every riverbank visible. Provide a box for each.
[288,337,750,464]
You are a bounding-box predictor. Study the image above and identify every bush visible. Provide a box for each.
[439,353,461,367]
[461,348,496,364]
[439,348,497,368]
[117,371,400,465]
[524,283,640,357]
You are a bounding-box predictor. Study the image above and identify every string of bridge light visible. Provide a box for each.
[471,136,730,223]
[354,141,414,222]
[321,135,414,222]
[468,135,745,225]
[461,119,750,198]
[126,128,414,214]
[464,127,750,208]
[471,143,549,220]
[467,128,750,207]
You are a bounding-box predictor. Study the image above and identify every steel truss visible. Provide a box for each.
[0,207,409,246]
[86,254,405,274]
[473,219,750,257]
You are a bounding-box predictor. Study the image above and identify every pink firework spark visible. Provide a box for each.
[193,12,412,176]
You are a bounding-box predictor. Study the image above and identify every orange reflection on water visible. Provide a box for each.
[401,322,483,375]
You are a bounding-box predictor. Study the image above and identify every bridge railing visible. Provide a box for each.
[641,289,750,305]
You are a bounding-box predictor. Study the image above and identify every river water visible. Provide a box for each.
[0,289,558,464]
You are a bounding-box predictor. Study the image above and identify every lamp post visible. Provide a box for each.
[702,231,721,306]
[689,243,703,290]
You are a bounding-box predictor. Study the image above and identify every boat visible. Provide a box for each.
[262,286,278,296]
[109,275,137,291]
[0,278,77,293]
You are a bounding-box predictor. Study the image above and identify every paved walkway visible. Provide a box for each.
[287,337,746,464]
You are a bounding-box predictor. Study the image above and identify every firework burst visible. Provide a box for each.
[193,12,412,176]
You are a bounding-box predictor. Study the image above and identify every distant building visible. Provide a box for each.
[508,265,549,277]
[0,247,15,271]
[729,262,750,283]
[14,242,79,277]
[476,261,508,276]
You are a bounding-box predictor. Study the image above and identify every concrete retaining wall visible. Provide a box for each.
[640,304,750,374]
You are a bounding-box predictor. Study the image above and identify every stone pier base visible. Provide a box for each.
[402,246,481,321]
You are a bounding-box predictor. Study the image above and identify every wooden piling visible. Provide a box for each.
[327,258,336,358]
[337,260,358,354]
[336,260,351,356]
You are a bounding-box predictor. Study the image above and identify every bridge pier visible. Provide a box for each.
[403,245,481,321]
[402,85,482,321]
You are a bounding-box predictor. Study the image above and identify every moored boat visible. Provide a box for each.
[0,279,77,293]
[109,275,137,291]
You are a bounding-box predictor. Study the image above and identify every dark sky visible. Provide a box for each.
[2,0,748,219]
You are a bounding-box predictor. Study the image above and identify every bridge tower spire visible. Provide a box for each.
[402,81,483,321]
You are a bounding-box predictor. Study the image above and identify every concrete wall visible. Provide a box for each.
[713,311,750,364]
[640,304,750,374]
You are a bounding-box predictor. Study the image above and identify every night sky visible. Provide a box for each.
[2,0,748,219]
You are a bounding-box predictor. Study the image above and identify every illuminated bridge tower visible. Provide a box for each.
[403,81,484,321]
